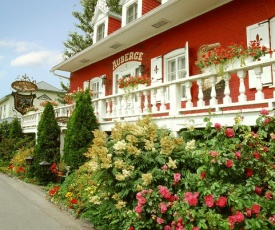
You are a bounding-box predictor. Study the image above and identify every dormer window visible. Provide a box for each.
[96,23,105,42]
[121,0,142,27]
[126,2,137,24]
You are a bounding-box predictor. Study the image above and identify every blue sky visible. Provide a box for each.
[0,1,82,98]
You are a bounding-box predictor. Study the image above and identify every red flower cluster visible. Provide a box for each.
[48,185,60,196]
[184,192,199,206]
[16,166,25,174]
[228,211,245,229]
[225,128,235,138]
[117,75,151,89]
[204,194,227,208]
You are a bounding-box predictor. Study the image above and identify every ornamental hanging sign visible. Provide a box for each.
[11,74,38,92]
[12,92,36,115]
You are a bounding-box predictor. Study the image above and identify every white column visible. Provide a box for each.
[237,70,247,102]
[197,79,205,107]
[209,76,217,106]
[254,66,264,101]
[223,73,232,104]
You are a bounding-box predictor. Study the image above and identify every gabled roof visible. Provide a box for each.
[51,0,232,74]
[36,81,63,92]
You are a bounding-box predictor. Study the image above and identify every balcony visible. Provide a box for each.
[21,57,275,135]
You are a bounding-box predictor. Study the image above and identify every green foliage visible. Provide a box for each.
[63,89,98,170]
[30,103,60,184]
[48,112,275,229]
[57,80,70,105]
[63,0,121,60]
[0,119,35,162]
[9,118,23,139]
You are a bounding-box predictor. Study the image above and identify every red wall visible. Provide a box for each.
[142,0,160,14]
[108,17,121,35]
[70,0,275,100]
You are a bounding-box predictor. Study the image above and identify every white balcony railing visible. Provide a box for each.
[21,57,275,133]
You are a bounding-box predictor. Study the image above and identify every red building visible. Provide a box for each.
[23,0,275,135]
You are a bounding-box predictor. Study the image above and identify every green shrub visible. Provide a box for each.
[49,113,275,229]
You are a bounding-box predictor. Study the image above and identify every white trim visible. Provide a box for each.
[93,17,108,43]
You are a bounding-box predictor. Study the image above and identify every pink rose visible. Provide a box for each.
[253,152,260,159]
[226,159,233,168]
[225,128,235,138]
[160,203,167,213]
[251,204,261,214]
[214,123,221,130]
[235,151,241,159]
[254,186,262,195]
[215,196,227,207]
[135,205,142,214]
[204,194,214,207]
[157,217,165,224]
[173,173,181,185]
[184,192,199,206]
[245,168,253,177]
[162,165,168,170]
[260,109,269,115]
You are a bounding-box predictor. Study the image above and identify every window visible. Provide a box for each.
[164,45,189,100]
[126,2,138,24]
[96,23,105,42]
[113,61,141,94]
[84,76,104,99]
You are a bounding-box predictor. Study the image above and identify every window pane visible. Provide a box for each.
[178,57,186,79]
[97,23,105,42]
[126,3,137,24]
[167,60,176,81]
[181,84,186,98]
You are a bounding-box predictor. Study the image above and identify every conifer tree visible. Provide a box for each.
[9,118,23,139]
[30,103,60,184]
[63,90,98,170]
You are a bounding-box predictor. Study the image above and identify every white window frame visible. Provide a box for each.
[163,46,189,101]
[93,17,108,43]
[121,0,142,27]
[84,76,105,99]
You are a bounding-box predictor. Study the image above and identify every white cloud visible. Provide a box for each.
[10,51,63,67]
[0,40,40,53]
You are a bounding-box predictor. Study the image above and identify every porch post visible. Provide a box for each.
[97,99,107,122]
[169,82,181,116]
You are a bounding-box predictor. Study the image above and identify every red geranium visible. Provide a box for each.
[204,194,214,207]
[215,196,227,207]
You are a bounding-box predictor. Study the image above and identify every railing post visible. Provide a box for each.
[197,78,205,107]
[237,70,247,102]
[223,72,232,104]
[97,98,107,122]
[169,83,181,116]
[254,66,264,101]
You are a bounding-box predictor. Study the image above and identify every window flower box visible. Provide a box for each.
[117,75,151,92]
[195,41,273,75]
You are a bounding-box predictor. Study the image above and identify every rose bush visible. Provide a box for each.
[49,113,275,229]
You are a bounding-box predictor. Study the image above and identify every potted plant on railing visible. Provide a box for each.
[24,106,39,115]
[195,40,273,76]
[40,100,59,107]
[117,75,151,93]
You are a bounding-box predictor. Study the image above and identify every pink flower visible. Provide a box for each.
[157,217,165,224]
[173,173,181,185]
[136,192,143,199]
[251,204,261,214]
[162,165,168,170]
[264,118,270,125]
[225,128,235,138]
[214,123,221,130]
[200,171,206,179]
[204,194,214,207]
[254,186,262,195]
[160,203,168,213]
[260,109,269,115]
[135,205,142,214]
[158,186,172,200]
[192,227,200,230]
[226,159,233,168]
[215,196,227,207]
[138,197,146,205]
[164,226,172,230]
[235,151,241,159]
[184,192,199,206]
[246,208,252,217]
[209,151,218,157]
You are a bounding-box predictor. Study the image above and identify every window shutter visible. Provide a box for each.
[151,56,162,86]
[246,21,272,88]
[270,17,275,50]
